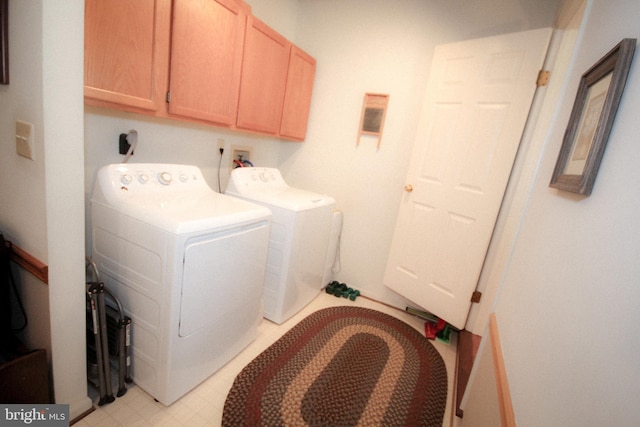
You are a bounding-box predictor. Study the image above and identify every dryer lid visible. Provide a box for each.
[92,163,271,234]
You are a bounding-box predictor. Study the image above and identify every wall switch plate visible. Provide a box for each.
[16,120,35,160]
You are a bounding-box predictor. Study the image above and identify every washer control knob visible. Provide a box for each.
[179,173,189,183]
[138,173,149,184]
[121,174,133,185]
[158,172,172,185]
[259,172,268,182]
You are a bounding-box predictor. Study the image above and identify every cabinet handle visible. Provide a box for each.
[404,184,413,192]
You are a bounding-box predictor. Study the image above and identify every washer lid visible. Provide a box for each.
[226,167,335,211]
[232,187,335,211]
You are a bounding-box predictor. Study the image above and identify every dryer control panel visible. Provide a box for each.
[227,167,288,193]
[100,163,208,195]
[93,163,214,209]
[92,163,272,235]
[226,167,335,212]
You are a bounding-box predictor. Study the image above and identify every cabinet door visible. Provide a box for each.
[280,46,316,141]
[169,0,248,125]
[236,16,290,134]
[84,0,169,111]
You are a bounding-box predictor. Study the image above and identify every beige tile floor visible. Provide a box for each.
[74,292,458,426]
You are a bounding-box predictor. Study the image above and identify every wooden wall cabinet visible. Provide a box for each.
[84,0,170,113]
[236,16,291,135]
[280,46,316,141]
[84,0,315,140]
[236,16,317,141]
[168,0,249,125]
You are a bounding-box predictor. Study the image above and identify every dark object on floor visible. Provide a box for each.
[0,234,50,404]
[1,233,29,361]
[86,257,132,406]
[456,330,482,418]
[0,348,51,403]
[425,317,447,340]
[222,306,448,426]
[325,281,360,300]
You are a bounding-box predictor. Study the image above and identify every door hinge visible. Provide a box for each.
[470,291,482,303]
[166,92,171,103]
[536,70,550,87]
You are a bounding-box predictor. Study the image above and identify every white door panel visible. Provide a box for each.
[385,29,552,329]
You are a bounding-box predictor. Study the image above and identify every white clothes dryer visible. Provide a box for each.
[226,167,335,324]
[90,163,271,405]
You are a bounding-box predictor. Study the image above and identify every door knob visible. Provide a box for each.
[404,184,413,192]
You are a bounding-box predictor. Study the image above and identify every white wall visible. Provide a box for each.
[278,0,436,308]
[461,1,586,420]
[280,0,560,307]
[83,111,284,246]
[0,0,47,258]
[465,0,587,335]
[246,0,299,40]
[0,0,91,418]
[0,0,51,359]
[43,1,92,418]
[484,0,640,425]
[0,0,52,377]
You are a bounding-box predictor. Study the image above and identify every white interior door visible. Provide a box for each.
[384,28,551,329]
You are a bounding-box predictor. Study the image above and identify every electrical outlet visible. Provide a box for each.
[16,120,35,160]
[230,145,253,170]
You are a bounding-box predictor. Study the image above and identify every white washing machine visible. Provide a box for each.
[90,163,271,405]
[226,167,335,324]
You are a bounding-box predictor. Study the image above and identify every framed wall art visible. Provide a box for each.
[549,38,636,196]
[357,93,389,149]
[0,0,7,85]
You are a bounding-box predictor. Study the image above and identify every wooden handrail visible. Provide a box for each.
[489,313,516,427]
[4,240,48,284]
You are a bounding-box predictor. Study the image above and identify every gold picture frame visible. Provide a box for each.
[549,38,636,196]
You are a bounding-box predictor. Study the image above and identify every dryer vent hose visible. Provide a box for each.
[323,210,343,286]
[123,130,138,163]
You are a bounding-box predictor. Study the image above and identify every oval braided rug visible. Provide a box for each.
[222,306,447,426]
